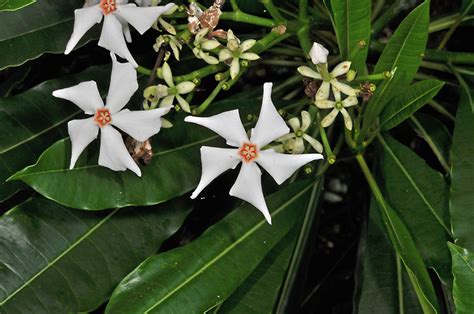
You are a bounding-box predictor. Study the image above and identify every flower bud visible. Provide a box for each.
[346,69,357,82]
[309,42,329,65]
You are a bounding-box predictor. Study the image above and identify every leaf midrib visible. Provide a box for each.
[0,208,120,306]
[143,183,313,313]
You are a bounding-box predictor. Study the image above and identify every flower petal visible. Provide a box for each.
[229,162,272,224]
[68,117,99,169]
[331,80,356,96]
[111,107,171,141]
[200,52,219,65]
[195,27,209,42]
[316,81,330,100]
[162,62,174,87]
[65,5,103,54]
[343,96,359,107]
[332,84,342,102]
[240,39,256,52]
[303,134,323,153]
[240,52,260,61]
[250,83,290,147]
[201,39,220,51]
[176,94,191,113]
[176,81,195,94]
[297,66,322,80]
[340,108,353,130]
[99,125,141,176]
[191,147,240,199]
[331,61,352,77]
[52,81,104,114]
[218,48,233,61]
[105,53,139,113]
[160,95,175,108]
[287,117,300,132]
[321,108,339,127]
[115,3,175,34]
[230,58,240,79]
[301,110,311,131]
[99,15,137,67]
[315,99,335,109]
[293,138,305,154]
[257,149,323,185]
[123,22,132,43]
[185,109,249,147]
[276,133,296,142]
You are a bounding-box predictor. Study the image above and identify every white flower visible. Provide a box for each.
[185,83,323,224]
[298,61,357,100]
[157,62,195,112]
[65,0,175,67]
[309,42,329,64]
[193,28,220,65]
[154,35,182,60]
[316,86,358,130]
[52,53,171,176]
[276,111,323,154]
[218,30,260,79]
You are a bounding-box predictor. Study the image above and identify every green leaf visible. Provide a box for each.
[331,0,371,73]
[411,113,452,174]
[357,200,422,314]
[105,180,314,313]
[362,1,430,135]
[450,89,474,251]
[218,228,297,313]
[448,243,474,314]
[379,135,452,283]
[0,196,191,313]
[0,0,99,70]
[448,64,474,112]
[380,80,445,130]
[10,99,297,210]
[0,0,35,12]
[0,65,110,202]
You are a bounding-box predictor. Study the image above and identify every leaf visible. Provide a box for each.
[380,80,445,130]
[411,113,452,174]
[105,180,314,313]
[10,99,298,210]
[379,135,452,283]
[218,228,297,313]
[448,243,474,314]
[448,64,474,112]
[0,0,99,70]
[362,1,430,135]
[331,0,371,73]
[357,200,422,314]
[0,0,35,12]
[0,196,191,313]
[0,65,110,202]
[450,89,474,251]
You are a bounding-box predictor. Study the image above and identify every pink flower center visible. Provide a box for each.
[94,108,112,127]
[239,143,258,163]
[100,0,117,14]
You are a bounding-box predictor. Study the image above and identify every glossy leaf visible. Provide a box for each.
[379,135,451,282]
[218,228,297,313]
[0,196,191,313]
[10,99,297,210]
[0,0,35,12]
[448,243,474,314]
[450,90,474,251]
[105,180,314,313]
[411,113,452,174]
[380,80,445,130]
[357,201,421,314]
[0,0,98,70]
[331,0,371,73]
[0,66,110,202]
[362,1,430,134]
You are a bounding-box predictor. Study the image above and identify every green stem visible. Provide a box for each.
[297,25,312,57]
[136,65,152,76]
[371,0,405,37]
[396,255,405,314]
[174,64,226,83]
[428,100,455,122]
[195,80,227,114]
[371,0,385,21]
[437,1,473,49]
[353,72,389,82]
[319,125,335,164]
[298,0,309,20]
[220,11,276,27]
[429,13,474,33]
[261,0,286,24]
[230,0,239,11]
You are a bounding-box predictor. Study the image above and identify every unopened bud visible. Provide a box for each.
[369,83,376,92]
[240,59,249,67]
[192,77,201,85]
[304,165,313,174]
[383,70,392,79]
[309,42,329,65]
[174,104,181,112]
[278,109,287,117]
[346,69,357,82]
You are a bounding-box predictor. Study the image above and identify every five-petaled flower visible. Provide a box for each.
[316,86,358,130]
[185,83,323,224]
[52,54,171,176]
[276,110,323,154]
[65,0,175,67]
[156,62,196,112]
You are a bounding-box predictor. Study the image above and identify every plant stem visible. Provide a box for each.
[174,64,226,83]
[195,80,227,114]
[437,1,473,49]
[319,125,335,164]
[396,255,405,314]
[230,0,239,11]
[136,65,152,76]
[298,0,309,20]
[428,100,455,122]
[147,48,165,86]
[371,0,406,37]
[220,11,276,27]
[429,13,474,33]
[371,0,385,21]
[353,72,388,82]
[261,0,286,24]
